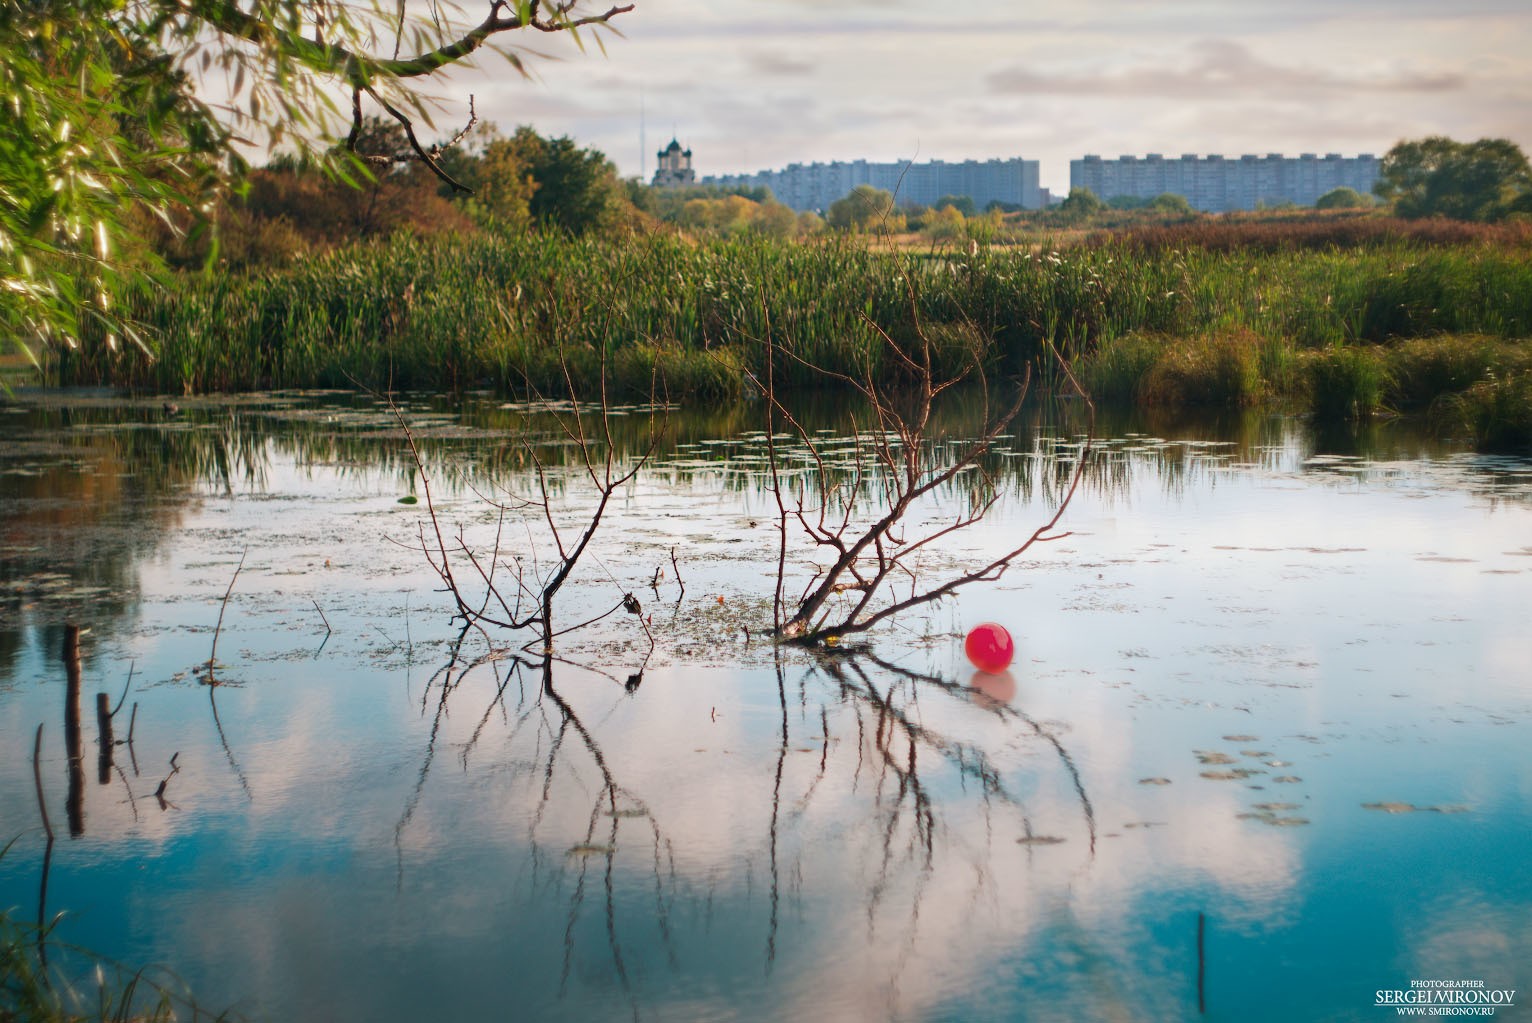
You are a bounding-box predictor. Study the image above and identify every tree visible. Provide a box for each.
[923,204,967,243]
[1374,137,1532,222]
[2,0,632,367]
[751,201,799,239]
[1147,192,1193,215]
[517,131,626,235]
[1315,186,1373,210]
[1059,186,1105,221]
[932,194,977,217]
[826,185,904,233]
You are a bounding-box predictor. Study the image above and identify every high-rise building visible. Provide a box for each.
[1069,153,1381,212]
[702,157,1042,212]
[652,139,695,187]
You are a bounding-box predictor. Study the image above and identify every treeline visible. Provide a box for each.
[144,127,1532,271]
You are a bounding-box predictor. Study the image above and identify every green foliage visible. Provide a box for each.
[1059,187,1106,220]
[826,185,904,233]
[1,0,229,365]
[1444,371,1532,451]
[674,194,799,238]
[514,130,627,235]
[1375,137,1532,222]
[1138,332,1263,407]
[922,205,967,243]
[0,898,221,1021]
[933,195,977,217]
[1307,346,1391,420]
[0,0,628,372]
[48,227,1532,435]
[1079,333,1163,402]
[1147,193,1193,215]
[1315,186,1373,210]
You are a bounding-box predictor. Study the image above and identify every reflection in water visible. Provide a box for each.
[0,391,1529,1021]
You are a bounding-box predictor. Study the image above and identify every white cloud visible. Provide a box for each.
[419,0,1532,194]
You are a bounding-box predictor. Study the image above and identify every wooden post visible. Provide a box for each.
[63,624,85,837]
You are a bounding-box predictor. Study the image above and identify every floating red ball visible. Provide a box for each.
[964,622,1015,675]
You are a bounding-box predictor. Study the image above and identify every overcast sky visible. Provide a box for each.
[420,0,1531,195]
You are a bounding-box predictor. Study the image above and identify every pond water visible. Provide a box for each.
[1,391,1529,1022]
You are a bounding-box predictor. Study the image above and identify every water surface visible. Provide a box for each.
[1,392,1529,1022]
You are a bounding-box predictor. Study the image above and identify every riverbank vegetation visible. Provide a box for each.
[15,114,1532,452]
[48,219,1532,449]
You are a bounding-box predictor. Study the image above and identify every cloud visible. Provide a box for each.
[744,49,818,76]
[986,38,1466,99]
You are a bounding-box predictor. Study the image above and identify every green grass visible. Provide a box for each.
[48,228,1532,448]
[1306,346,1392,420]
[1443,370,1532,451]
[1,904,224,1022]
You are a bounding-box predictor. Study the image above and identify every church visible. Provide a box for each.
[651,138,695,187]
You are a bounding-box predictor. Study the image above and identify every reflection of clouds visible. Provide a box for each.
[5,417,1531,1021]
[1407,891,1531,985]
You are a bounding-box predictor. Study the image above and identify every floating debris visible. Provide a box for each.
[1017,835,1066,845]
[1253,802,1301,812]
[566,843,617,857]
[1362,802,1472,815]
[1123,821,1167,829]
[1240,750,1273,759]
[1272,776,1302,784]
[1196,751,1237,765]
[1138,777,1173,786]
[603,808,648,818]
[1238,811,1310,827]
[1223,734,1260,742]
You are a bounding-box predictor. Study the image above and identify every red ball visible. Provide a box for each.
[964,622,1015,675]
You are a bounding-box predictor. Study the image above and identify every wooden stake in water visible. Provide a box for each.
[62,624,84,837]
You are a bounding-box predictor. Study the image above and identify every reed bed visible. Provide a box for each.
[53,229,1532,443]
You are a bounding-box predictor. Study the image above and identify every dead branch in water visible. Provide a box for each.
[763,274,1094,644]
[387,351,665,669]
[206,549,247,684]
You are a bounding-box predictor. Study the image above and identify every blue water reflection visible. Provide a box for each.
[0,394,1528,1022]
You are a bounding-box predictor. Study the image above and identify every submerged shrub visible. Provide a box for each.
[1444,371,1532,452]
[1080,333,1162,403]
[1388,335,1500,408]
[1308,345,1391,420]
[1139,332,1262,407]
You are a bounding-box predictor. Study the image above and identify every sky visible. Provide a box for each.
[405,0,1531,196]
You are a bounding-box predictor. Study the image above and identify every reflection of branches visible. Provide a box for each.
[538,652,666,1019]
[762,646,1099,971]
[856,648,1097,852]
[32,725,55,972]
[393,636,679,1013]
[206,686,251,802]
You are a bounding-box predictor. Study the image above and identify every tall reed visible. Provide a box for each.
[54,229,1532,405]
